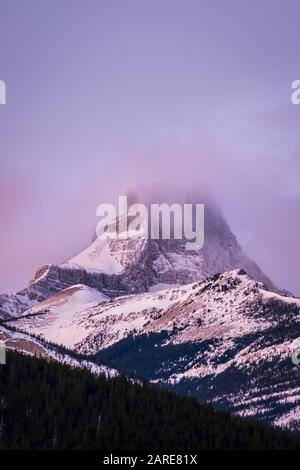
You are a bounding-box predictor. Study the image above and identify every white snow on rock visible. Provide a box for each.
[17,284,109,348]
[61,237,147,275]
[0,324,117,378]
[10,270,295,354]
[8,269,300,431]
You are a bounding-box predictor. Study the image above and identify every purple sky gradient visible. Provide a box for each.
[1,0,300,294]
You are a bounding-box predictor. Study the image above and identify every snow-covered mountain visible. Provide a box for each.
[0,200,277,319]
[1,193,298,430]
[13,284,108,348]
[7,269,300,430]
[0,323,117,378]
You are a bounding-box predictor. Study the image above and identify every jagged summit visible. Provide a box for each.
[61,197,276,290]
[0,193,277,318]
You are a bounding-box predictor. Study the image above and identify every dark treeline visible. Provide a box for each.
[0,351,298,450]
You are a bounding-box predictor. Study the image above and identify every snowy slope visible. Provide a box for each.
[8,269,300,430]
[16,284,109,348]
[12,270,293,353]
[8,270,294,352]
[0,324,117,378]
[0,292,39,319]
[61,237,147,275]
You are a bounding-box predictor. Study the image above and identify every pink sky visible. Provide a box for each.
[1,0,300,294]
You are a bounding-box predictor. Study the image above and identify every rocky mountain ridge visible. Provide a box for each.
[6,270,300,430]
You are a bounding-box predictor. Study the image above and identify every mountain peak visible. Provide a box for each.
[61,199,277,293]
[0,196,278,318]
